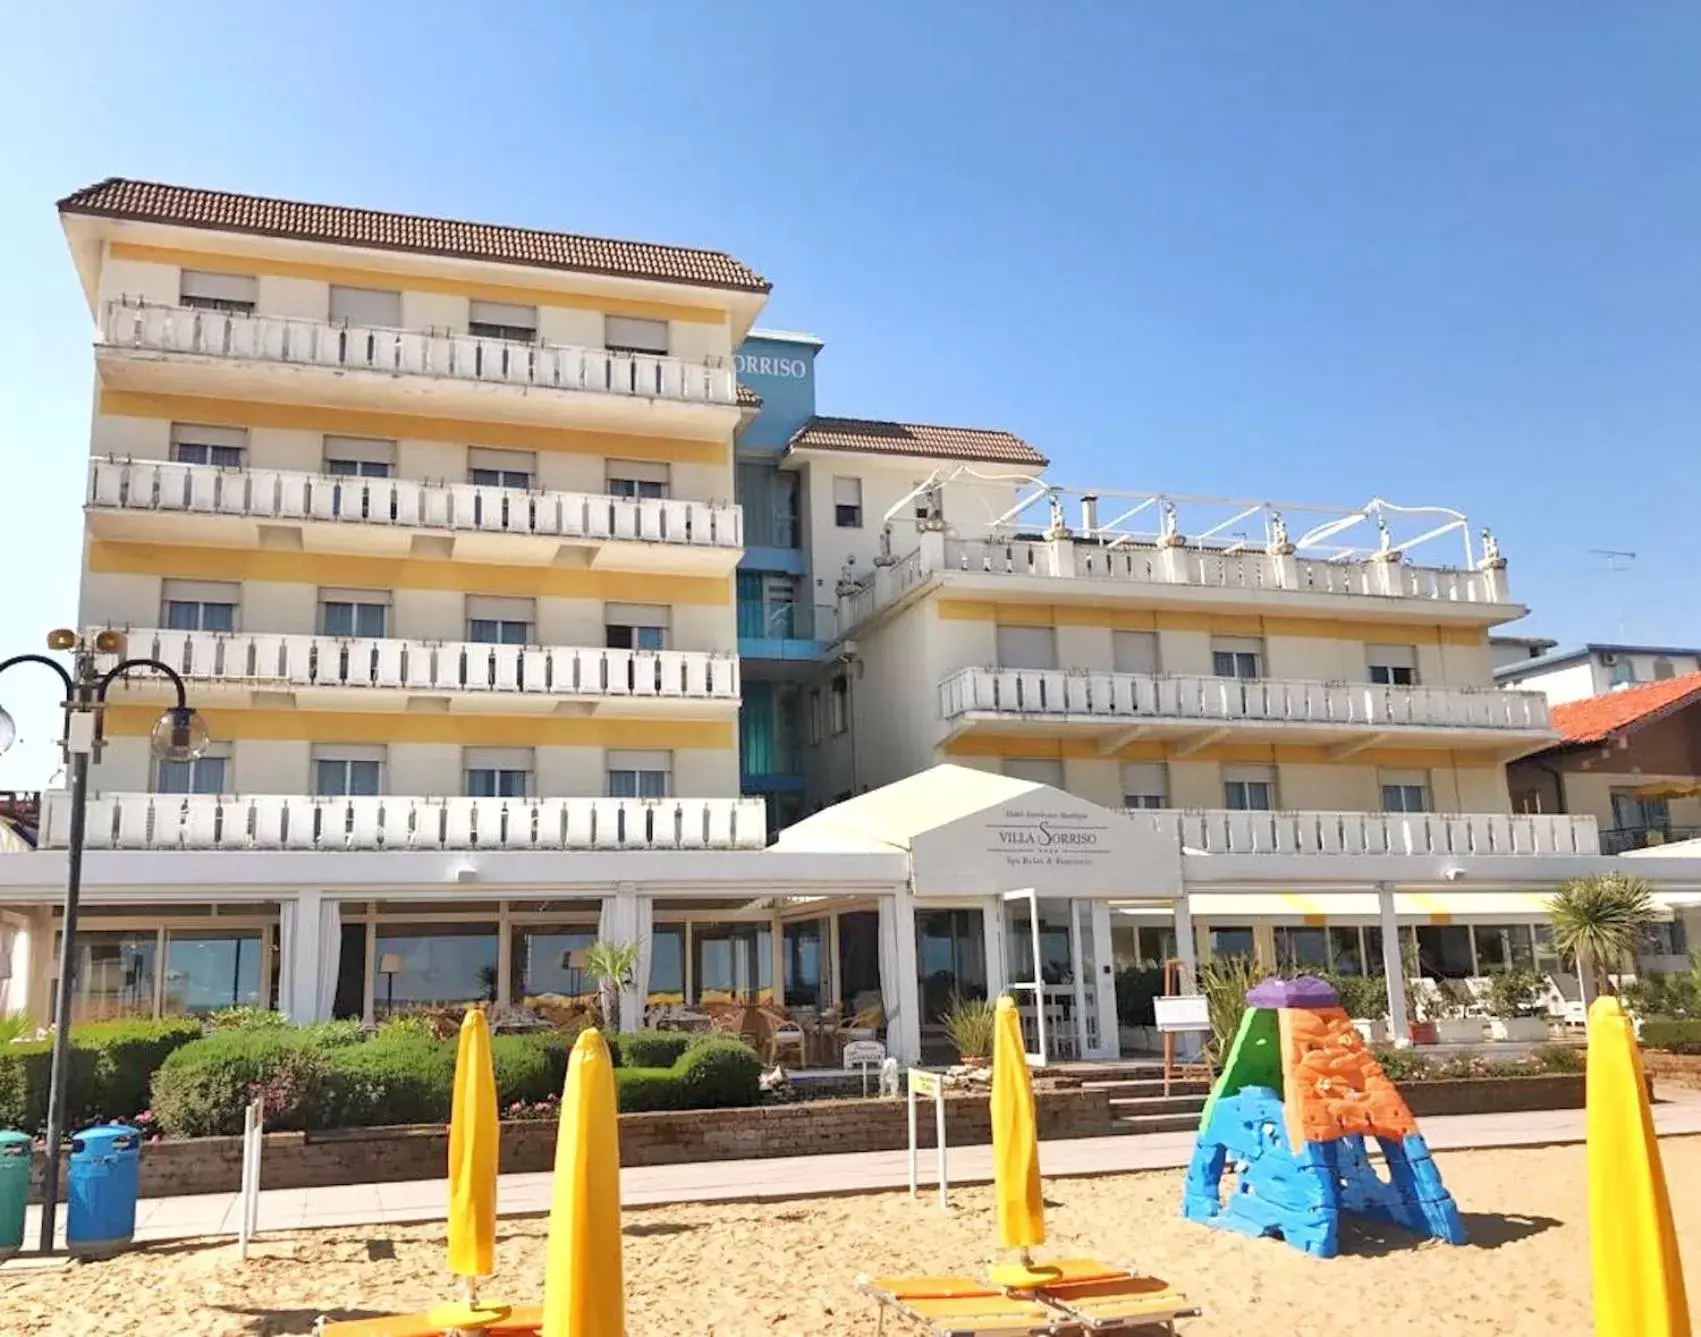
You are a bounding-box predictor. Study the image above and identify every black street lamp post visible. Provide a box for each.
[0,628,208,1252]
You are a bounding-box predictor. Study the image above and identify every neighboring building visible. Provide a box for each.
[1490,633,1557,672]
[1508,674,1701,854]
[5,179,1701,1062]
[1496,642,1701,704]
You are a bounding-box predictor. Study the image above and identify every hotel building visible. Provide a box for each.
[2,179,1699,1068]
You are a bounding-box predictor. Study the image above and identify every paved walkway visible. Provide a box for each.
[21,1089,1701,1249]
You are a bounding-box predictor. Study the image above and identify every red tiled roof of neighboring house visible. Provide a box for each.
[1549,673,1701,745]
[785,416,1047,467]
[736,382,763,408]
[58,178,772,294]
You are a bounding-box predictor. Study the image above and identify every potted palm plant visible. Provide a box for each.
[1487,969,1550,1042]
[1433,978,1485,1044]
[1547,872,1659,1001]
[940,992,997,1065]
[1339,974,1391,1045]
[583,939,640,1033]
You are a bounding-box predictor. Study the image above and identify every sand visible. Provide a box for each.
[3,1138,1700,1335]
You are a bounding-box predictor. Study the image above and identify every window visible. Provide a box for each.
[1121,762,1168,810]
[170,422,246,469]
[328,285,401,328]
[1274,926,1329,970]
[1413,924,1474,980]
[833,476,863,528]
[916,909,986,1022]
[648,924,686,1004]
[1112,630,1159,675]
[694,923,772,1005]
[319,588,390,638]
[512,927,598,1003]
[1380,770,1431,814]
[829,675,849,735]
[323,435,395,478]
[1328,927,1367,975]
[606,750,671,798]
[807,688,823,745]
[1005,757,1065,789]
[1474,924,1537,973]
[1367,643,1418,687]
[374,924,499,1015]
[836,910,882,1013]
[995,625,1058,671]
[157,751,228,795]
[782,918,827,1008]
[179,269,255,314]
[1611,788,1668,834]
[467,447,535,491]
[1210,636,1263,679]
[606,459,669,500]
[605,602,669,651]
[604,315,669,354]
[64,931,158,1023]
[465,747,533,798]
[1222,765,1276,811]
[314,748,384,796]
[162,579,239,633]
[1207,926,1255,961]
[1609,656,1637,687]
[1655,657,1677,681]
[163,930,263,1015]
[467,300,537,343]
[467,595,535,645]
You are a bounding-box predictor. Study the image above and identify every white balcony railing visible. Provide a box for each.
[112,629,740,701]
[1159,807,1601,857]
[103,299,738,406]
[87,457,742,549]
[41,792,766,852]
[940,668,1551,733]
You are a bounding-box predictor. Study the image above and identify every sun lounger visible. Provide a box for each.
[315,1303,543,1336]
[860,1263,1197,1336]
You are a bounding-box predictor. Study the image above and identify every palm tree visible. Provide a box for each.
[583,940,640,1031]
[1547,873,1658,998]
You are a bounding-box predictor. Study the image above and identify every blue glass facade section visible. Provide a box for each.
[734,334,820,453]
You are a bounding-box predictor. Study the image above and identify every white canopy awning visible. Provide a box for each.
[773,764,1183,898]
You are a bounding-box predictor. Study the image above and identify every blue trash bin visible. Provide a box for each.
[66,1125,142,1259]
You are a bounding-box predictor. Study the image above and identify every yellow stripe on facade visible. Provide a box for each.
[1278,893,1328,919]
[87,541,733,605]
[98,390,730,464]
[104,705,735,750]
[938,733,1506,769]
[1404,893,1454,926]
[933,597,1485,647]
[108,242,731,325]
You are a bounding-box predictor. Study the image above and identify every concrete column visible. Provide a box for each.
[614,881,641,1034]
[280,889,326,1023]
[1045,538,1078,578]
[917,527,947,572]
[1378,882,1411,1047]
[1267,552,1300,591]
[1173,892,1197,992]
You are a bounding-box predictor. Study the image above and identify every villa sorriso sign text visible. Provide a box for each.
[986,806,1110,871]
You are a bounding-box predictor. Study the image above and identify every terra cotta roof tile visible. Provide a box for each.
[1549,673,1701,745]
[58,177,771,294]
[785,416,1047,467]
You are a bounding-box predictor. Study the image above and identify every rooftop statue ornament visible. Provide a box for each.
[873,525,896,566]
[1044,492,1072,541]
[1158,500,1186,548]
[1479,528,1505,569]
[835,558,861,599]
[1371,515,1404,563]
[1266,511,1295,556]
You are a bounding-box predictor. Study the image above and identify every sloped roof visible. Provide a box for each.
[59,178,771,294]
[1549,673,1701,745]
[773,765,1043,854]
[785,416,1047,467]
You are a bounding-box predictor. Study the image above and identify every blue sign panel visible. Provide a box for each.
[734,332,821,452]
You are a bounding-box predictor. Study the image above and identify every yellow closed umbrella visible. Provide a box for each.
[989,995,1048,1285]
[542,1027,625,1337]
[1587,995,1691,1336]
[447,1007,499,1296]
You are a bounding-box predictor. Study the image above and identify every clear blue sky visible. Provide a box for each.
[3,4,1699,786]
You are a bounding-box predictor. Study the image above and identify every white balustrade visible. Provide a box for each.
[87,457,742,549]
[1165,807,1601,857]
[42,792,766,852]
[108,629,740,700]
[102,300,737,406]
[939,667,1550,733]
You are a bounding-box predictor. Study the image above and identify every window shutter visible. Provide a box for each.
[180,270,256,304]
[171,423,248,450]
[323,435,396,466]
[1004,758,1065,789]
[329,286,402,327]
[606,750,671,773]
[1367,644,1418,670]
[604,316,669,353]
[606,459,670,485]
[832,477,862,506]
[995,625,1058,670]
[1112,631,1159,675]
[468,300,536,331]
[464,747,534,771]
[604,603,670,628]
[467,447,536,474]
[465,595,536,622]
[1121,762,1169,802]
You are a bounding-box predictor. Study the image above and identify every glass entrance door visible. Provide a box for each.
[1003,894,1113,1062]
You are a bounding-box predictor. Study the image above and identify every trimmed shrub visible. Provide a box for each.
[206,1007,289,1032]
[613,1031,694,1070]
[0,1042,52,1132]
[151,1029,334,1136]
[1641,1017,1701,1053]
[0,1018,201,1133]
[674,1039,762,1109]
[322,1035,455,1128]
[615,1067,682,1112]
[493,1032,570,1107]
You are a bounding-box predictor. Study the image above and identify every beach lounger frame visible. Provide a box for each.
[859,1262,1199,1336]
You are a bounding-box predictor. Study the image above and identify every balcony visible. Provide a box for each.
[1602,824,1701,855]
[40,792,766,852]
[940,668,1553,754]
[86,458,742,574]
[841,528,1515,632]
[1155,807,1601,857]
[736,599,840,662]
[98,300,739,435]
[106,628,740,712]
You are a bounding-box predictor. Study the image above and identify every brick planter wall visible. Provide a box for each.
[28,1087,1115,1203]
[1640,1051,1701,1090]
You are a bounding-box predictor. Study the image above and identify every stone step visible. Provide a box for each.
[1112,1110,1205,1135]
[1107,1093,1208,1116]
[1083,1077,1211,1098]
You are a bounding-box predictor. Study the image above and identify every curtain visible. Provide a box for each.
[314,898,341,1022]
[626,897,654,1033]
[597,895,619,947]
[877,895,901,1053]
[276,900,296,1019]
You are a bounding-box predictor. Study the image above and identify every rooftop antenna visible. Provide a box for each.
[1589,548,1637,639]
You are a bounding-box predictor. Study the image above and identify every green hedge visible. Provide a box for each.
[613,1039,763,1113]
[151,1028,337,1136]
[1641,1018,1701,1052]
[612,1031,695,1070]
[615,1068,683,1112]
[0,1018,202,1134]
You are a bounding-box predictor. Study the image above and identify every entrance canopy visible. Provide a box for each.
[773,764,1183,898]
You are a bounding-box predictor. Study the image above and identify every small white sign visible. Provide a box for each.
[908,1068,943,1098]
[843,1040,887,1069]
[1153,994,1211,1033]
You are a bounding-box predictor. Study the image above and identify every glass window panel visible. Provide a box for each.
[1135,926,1177,966]
[1208,926,1255,960]
[783,918,826,1008]
[512,928,598,1002]
[163,930,262,1015]
[648,925,685,1003]
[835,911,881,1013]
[1328,927,1366,975]
[692,924,773,1004]
[374,924,499,1015]
[1224,781,1273,811]
[66,931,158,1023]
[916,909,986,1023]
[1274,926,1329,970]
[1414,924,1475,980]
[157,755,226,794]
[1475,924,1536,973]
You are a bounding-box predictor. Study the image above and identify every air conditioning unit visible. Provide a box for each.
[1601,652,1619,666]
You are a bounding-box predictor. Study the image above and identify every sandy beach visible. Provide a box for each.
[3,1138,1699,1335]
